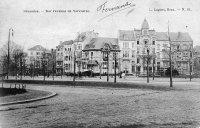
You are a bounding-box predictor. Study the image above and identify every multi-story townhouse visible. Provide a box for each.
[62,40,73,75]
[118,19,193,75]
[82,37,120,75]
[55,42,64,75]
[73,30,99,73]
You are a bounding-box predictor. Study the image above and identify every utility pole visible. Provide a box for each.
[168,21,173,87]
[7,28,12,79]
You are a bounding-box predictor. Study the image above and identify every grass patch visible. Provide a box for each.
[0,87,27,97]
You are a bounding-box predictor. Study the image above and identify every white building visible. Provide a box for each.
[118,19,193,75]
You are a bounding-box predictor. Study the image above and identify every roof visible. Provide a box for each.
[119,30,192,42]
[62,40,73,45]
[83,37,119,51]
[141,19,149,29]
[28,45,50,52]
[156,32,193,41]
[119,30,136,41]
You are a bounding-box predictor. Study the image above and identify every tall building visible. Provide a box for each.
[118,19,193,75]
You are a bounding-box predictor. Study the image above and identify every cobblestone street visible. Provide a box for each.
[0,80,200,128]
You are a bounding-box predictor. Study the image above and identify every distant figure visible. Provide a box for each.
[122,73,125,79]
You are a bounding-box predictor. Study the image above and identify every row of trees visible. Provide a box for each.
[0,41,26,80]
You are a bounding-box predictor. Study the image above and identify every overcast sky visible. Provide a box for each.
[0,0,200,51]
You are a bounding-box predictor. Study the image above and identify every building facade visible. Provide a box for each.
[26,45,51,75]
[118,19,193,75]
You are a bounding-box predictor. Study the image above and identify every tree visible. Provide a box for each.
[0,42,24,79]
[138,49,155,83]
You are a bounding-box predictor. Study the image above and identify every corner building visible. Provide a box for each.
[118,19,193,75]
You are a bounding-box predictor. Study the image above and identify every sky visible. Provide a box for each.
[0,0,200,51]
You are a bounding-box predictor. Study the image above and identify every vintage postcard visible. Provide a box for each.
[0,0,200,128]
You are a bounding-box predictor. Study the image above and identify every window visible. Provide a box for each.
[177,45,180,51]
[137,40,139,45]
[91,52,93,59]
[157,52,160,59]
[36,52,40,55]
[123,34,129,40]
[65,64,68,70]
[137,47,140,54]
[157,44,160,50]
[132,42,134,48]
[65,56,68,61]
[137,58,140,63]
[123,51,129,57]
[132,50,135,58]
[103,62,108,69]
[142,48,146,54]
[152,48,155,54]
[123,42,129,49]
[65,48,67,51]
[144,40,148,45]
[31,52,33,55]
[152,41,155,45]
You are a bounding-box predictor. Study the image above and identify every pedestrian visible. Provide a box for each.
[122,73,125,79]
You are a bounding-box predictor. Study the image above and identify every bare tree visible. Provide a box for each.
[138,51,155,83]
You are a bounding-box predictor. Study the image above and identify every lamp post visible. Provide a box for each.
[7,28,13,79]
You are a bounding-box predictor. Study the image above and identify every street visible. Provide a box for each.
[0,79,200,128]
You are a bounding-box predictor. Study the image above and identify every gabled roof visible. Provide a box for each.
[83,37,119,51]
[28,45,49,51]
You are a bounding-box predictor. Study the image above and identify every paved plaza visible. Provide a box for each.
[0,77,200,128]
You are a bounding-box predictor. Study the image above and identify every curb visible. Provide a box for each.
[0,92,57,106]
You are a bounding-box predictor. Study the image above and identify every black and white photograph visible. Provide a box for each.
[0,0,200,127]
